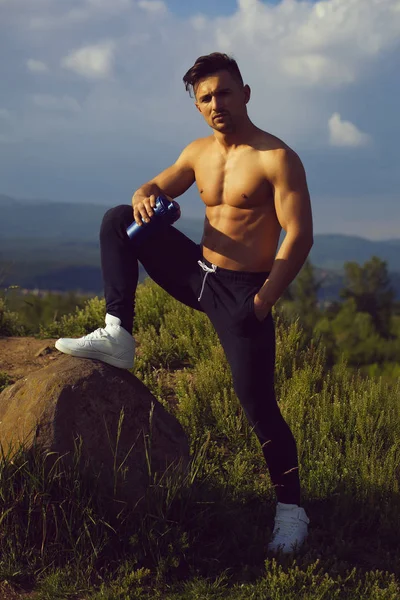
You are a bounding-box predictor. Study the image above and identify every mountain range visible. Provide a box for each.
[1,193,399,299]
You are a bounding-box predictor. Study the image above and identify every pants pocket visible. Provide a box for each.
[227,293,260,336]
[247,293,270,324]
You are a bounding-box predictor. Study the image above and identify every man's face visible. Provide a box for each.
[194,70,250,134]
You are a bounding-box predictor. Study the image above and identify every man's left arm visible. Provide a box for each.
[254,148,313,318]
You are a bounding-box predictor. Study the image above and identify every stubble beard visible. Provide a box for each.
[211,115,235,134]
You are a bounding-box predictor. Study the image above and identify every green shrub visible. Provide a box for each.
[0,297,25,336]
[1,288,91,335]
[0,370,13,392]
[39,296,106,337]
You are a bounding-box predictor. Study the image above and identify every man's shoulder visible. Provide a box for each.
[256,129,293,154]
[253,131,306,185]
[257,131,302,169]
[184,135,213,152]
[179,136,214,163]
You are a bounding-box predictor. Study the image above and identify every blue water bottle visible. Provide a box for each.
[126,195,181,244]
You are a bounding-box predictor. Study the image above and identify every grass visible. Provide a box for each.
[0,279,399,599]
[0,371,14,393]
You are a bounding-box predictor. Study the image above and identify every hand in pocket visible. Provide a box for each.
[253,293,272,322]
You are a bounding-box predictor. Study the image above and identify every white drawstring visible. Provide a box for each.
[197,260,217,301]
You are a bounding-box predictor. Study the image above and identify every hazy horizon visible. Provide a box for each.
[1,189,399,243]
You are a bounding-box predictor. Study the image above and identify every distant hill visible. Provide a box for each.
[0,194,19,207]
[310,234,400,272]
[0,194,205,243]
[1,194,399,298]
[0,197,106,241]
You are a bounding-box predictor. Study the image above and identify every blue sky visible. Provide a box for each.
[165,0,238,17]
[0,0,399,240]
[166,0,285,18]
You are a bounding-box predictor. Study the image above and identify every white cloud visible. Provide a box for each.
[282,54,354,87]
[0,0,399,234]
[28,0,132,29]
[64,0,133,23]
[84,0,131,10]
[190,14,208,31]
[137,0,167,14]
[129,33,151,46]
[61,42,114,79]
[2,0,398,148]
[328,113,371,147]
[26,59,48,73]
[215,0,400,89]
[32,94,81,113]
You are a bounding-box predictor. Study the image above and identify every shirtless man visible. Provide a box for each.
[55,52,313,554]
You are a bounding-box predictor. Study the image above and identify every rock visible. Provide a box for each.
[0,355,190,508]
[34,345,54,358]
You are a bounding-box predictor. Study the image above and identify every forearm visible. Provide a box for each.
[257,232,313,309]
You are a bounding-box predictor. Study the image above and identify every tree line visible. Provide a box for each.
[280,256,400,379]
[1,255,399,380]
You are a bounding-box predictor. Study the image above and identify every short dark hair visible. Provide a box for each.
[183,52,244,98]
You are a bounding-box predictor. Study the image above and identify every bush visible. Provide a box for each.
[0,370,13,392]
[39,296,106,337]
[0,297,25,336]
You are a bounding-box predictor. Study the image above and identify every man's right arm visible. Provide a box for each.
[132,140,197,225]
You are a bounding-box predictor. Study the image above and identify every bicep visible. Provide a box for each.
[272,150,313,236]
[150,145,196,199]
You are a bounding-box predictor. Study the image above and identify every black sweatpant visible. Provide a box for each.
[100,204,300,505]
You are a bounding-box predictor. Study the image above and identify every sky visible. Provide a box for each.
[0,0,399,240]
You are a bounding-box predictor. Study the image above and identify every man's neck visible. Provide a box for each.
[213,120,258,150]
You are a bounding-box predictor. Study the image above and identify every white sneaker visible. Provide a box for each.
[55,313,135,369]
[267,502,310,554]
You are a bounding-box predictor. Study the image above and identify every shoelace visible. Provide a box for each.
[80,327,110,342]
[197,260,217,302]
[271,517,301,542]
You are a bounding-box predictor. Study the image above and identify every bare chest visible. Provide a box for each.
[194,147,273,209]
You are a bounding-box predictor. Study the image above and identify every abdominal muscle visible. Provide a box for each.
[201,203,281,272]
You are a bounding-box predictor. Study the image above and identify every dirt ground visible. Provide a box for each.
[0,336,62,384]
[0,581,37,600]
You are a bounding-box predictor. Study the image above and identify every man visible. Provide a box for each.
[56,52,313,553]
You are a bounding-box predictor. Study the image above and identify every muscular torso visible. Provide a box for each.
[193,131,285,271]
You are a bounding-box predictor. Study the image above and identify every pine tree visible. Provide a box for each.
[341,256,395,338]
[292,259,321,333]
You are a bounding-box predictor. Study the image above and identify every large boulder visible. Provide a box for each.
[0,355,190,507]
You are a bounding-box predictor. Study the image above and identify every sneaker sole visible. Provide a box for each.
[268,535,308,554]
[55,340,134,370]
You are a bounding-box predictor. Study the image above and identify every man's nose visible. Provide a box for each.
[211,96,223,111]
